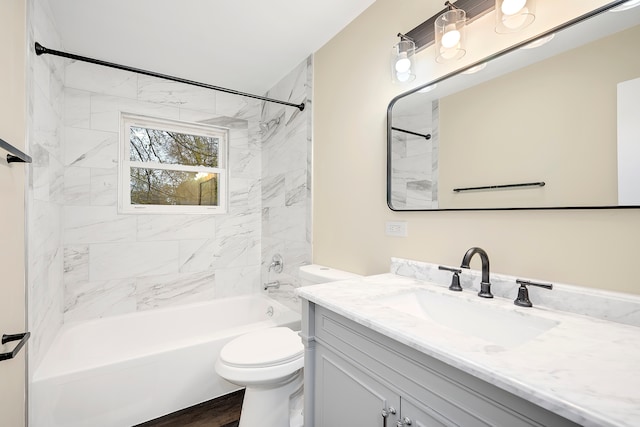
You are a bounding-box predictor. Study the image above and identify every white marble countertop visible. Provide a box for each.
[298,273,640,427]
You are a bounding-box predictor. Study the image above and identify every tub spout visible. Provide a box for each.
[263,281,281,290]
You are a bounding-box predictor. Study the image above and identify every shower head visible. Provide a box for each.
[259,117,281,133]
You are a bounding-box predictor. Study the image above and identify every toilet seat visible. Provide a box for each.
[220,327,303,368]
[216,327,304,386]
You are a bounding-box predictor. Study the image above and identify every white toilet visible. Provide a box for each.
[215,264,361,427]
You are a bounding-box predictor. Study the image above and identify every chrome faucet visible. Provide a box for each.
[460,247,493,298]
[268,254,283,273]
[263,281,281,290]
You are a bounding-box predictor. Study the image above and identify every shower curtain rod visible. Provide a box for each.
[34,42,305,111]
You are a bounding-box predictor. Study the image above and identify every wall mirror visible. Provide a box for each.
[387,2,640,210]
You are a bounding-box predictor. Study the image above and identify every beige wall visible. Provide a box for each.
[0,0,27,424]
[313,0,640,295]
[439,24,640,208]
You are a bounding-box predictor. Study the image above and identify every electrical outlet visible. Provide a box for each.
[385,221,408,237]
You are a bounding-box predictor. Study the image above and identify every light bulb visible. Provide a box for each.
[395,53,411,73]
[396,71,411,82]
[501,0,526,15]
[441,26,461,49]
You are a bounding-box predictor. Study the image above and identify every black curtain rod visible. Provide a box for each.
[35,42,305,112]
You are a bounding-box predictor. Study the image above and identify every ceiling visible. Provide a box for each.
[47,0,376,95]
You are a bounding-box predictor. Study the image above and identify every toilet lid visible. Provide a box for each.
[219,327,304,368]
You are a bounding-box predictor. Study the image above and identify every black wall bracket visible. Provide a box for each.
[1,138,32,164]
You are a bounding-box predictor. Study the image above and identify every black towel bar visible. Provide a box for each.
[0,332,31,362]
[453,181,545,193]
[0,138,32,164]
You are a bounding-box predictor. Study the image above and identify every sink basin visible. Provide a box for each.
[380,289,558,348]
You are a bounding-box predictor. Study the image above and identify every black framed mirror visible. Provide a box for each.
[387,1,640,211]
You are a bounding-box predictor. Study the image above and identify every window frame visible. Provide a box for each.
[118,113,228,214]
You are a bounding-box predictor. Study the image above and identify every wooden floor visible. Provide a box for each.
[135,389,244,427]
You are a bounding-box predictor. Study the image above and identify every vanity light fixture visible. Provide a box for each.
[611,0,640,12]
[391,33,416,83]
[435,1,467,63]
[495,0,536,33]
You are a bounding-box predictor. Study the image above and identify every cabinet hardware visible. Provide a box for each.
[382,406,397,427]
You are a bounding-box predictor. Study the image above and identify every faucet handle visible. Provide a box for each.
[438,265,463,292]
[514,279,553,307]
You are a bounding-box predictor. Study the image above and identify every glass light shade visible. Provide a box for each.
[435,9,466,63]
[611,0,640,12]
[391,39,416,83]
[495,0,536,33]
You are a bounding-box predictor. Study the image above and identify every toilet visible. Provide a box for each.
[215,264,361,427]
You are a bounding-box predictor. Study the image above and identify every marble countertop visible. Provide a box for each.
[298,273,640,427]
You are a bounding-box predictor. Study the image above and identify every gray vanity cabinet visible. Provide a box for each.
[301,301,579,427]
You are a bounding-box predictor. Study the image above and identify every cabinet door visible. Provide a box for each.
[315,346,400,427]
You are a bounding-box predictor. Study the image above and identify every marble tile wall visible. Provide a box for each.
[61,60,264,323]
[260,57,313,312]
[27,0,66,371]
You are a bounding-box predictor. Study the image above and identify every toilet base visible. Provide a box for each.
[239,370,303,427]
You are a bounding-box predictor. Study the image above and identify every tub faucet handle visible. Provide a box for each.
[268,254,284,273]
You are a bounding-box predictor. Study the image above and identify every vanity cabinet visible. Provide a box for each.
[302,302,579,427]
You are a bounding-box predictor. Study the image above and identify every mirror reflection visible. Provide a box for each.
[388,4,640,210]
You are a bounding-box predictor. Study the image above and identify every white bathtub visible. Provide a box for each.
[31,295,300,427]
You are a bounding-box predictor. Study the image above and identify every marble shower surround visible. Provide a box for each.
[61,57,312,322]
[260,57,313,312]
[27,0,66,372]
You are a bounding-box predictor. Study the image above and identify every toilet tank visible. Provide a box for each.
[299,264,361,286]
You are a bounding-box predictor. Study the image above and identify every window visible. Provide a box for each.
[119,113,228,214]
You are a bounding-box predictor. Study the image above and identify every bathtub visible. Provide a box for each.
[30,294,300,427]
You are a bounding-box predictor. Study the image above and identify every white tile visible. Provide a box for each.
[64,278,137,322]
[65,88,91,128]
[90,168,118,206]
[64,245,89,287]
[64,127,118,169]
[137,75,216,113]
[64,206,136,244]
[89,241,180,281]
[265,206,307,243]
[285,168,307,207]
[33,84,61,153]
[64,167,91,205]
[262,174,285,208]
[179,239,215,273]
[135,271,216,310]
[214,266,260,298]
[215,92,253,117]
[90,93,180,132]
[229,149,261,179]
[137,215,217,241]
[65,60,138,99]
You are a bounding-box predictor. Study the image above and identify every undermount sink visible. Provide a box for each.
[380,289,558,348]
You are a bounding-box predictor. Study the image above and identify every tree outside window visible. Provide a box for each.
[119,114,228,214]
